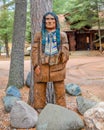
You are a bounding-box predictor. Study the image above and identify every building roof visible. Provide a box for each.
[58,12,104,32]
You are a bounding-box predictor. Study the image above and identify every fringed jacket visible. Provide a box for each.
[32,31,69,82]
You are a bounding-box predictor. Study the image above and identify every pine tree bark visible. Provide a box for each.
[7,0,27,89]
[4,34,9,57]
[28,0,53,106]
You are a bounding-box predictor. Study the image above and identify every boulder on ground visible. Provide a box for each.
[36,103,84,130]
[65,83,81,96]
[84,102,104,130]
[10,101,38,129]
[76,96,97,115]
[6,85,21,98]
[3,96,21,113]
[25,72,31,87]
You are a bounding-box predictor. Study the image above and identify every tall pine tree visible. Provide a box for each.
[7,0,27,88]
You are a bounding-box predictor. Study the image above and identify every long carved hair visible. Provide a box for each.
[41,12,60,51]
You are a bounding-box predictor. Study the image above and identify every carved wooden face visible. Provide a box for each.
[45,14,56,31]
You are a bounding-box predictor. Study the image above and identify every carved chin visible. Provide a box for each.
[46,26,56,30]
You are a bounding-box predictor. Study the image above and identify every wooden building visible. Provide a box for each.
[58,14,104,51]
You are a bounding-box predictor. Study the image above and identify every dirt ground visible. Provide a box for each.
[0,53,104,130]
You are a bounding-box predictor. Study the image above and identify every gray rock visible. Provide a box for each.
[25,72,31,87]
[36,103,84,130]
[10,101,38,129]
[65,83,81,96]
[6,86,21,98]
[84,102,104,130]
[76,96,97,115]
[3,96,21,112]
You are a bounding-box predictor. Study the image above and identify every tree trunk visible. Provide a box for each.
[28,0,53,106]
[4,34,9,57]
[7,0,27,89]
[96,0,102,52]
